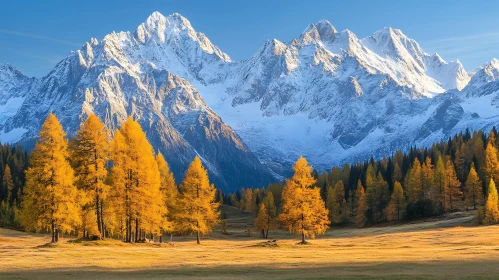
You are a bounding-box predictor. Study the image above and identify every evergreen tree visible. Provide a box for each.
[19,113,80,243]
[177,157,219,244]
[279,157,329,244]
[465,163,483,210]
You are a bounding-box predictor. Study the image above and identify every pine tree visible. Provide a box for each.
[156,153,178,242]
[3,165,14,206]
[387,182,405,221]
[19,113,80,242]
[279,157,329,244]
[465,163,483,210]
[69,114,110,239]
[484,179,499,224]
[444,156,462,211]
[354,180,367,226]
[177,157,219,244]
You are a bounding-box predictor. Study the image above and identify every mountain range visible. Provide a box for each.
[1,11,499,191]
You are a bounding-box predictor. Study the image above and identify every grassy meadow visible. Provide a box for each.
[1,206,499,279]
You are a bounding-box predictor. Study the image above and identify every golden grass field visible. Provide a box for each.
[2,206,499,279]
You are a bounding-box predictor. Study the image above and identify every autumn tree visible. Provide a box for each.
[156,153,177,242]
[177,157,219,244]
[257,191,277,238]
[254,204,271,238]
[109,118,164,242]
[433,155,446,211]
[279,157,329,244]
[484,179,499,224]
[326,181,347,224]
[354,180,367,226]
[2,165,14,206]
[485,131,499,185]
[405,158,422,203]
[444,156,462,211]
[244,188,254,213]
[19,113,80,243]
[387,182,405,221]
[69,114,110,239]
[421,157,434,199]
[465,163,483,210]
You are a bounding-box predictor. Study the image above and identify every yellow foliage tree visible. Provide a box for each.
[387,181,405,221]
[109,117,164,242]
[244,188,254,213]
[405,158,422,203]
[485,131,499,185]
[19,113,80,242]
[3,165,14,205]
[465,163,483,210]
[279,156,330,244]
[255,191,277,238]
[156,152,178,242]
[444,156,462,211]
[484,179,499,224]
[354,180,367,226]
[432,155,446,211]
[326,181,347,224]
[69,114,110,239]
[421,157,434,199]
[177,157,219,244]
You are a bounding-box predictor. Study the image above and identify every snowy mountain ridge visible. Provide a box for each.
[1,11,499,184]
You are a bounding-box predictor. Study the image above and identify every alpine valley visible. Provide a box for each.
[1,11,499,191]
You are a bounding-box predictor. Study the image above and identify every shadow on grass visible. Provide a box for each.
[1,261,498,280]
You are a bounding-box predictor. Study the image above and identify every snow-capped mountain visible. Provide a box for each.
[1,11,499,186]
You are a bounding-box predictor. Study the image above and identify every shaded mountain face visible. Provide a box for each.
[1,11,499,186]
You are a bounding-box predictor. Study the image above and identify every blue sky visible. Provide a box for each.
[2,0,499,77]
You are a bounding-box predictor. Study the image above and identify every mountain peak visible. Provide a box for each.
[300,20,337,44]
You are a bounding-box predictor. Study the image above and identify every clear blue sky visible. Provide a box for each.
[2,0,499,77]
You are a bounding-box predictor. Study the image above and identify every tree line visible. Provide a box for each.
[8,113,219,243]
[229,128,499,239]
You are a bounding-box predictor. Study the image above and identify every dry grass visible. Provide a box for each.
[1,207,499,279]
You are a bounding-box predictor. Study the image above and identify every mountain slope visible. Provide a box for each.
[1,11,499,183]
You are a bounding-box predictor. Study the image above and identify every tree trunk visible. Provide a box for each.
[96,194,102,239]
[51,221,55,243]
[265,229,269,238]
[159,235,163,243]
[135,218,139,243]
[55,228,59,243]
[196,230,200,244]
[301,232,305,244]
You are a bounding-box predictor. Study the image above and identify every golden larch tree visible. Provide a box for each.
[485,131,499,185]
[484,179,499,224]
[465,163,483,210]
[69,114,110,239]
[255,191,277,238]
[254,203,270,238]
[405,158,422,203]
[156,152,178,242]
[432,155,446,211]
[3,165,14,205]
[19,113,80,243]
[326,181,347,224]
[421,157,434,199]
[444,156,462,211]
[279,156,329,244]
[109,118,164,242]
[387,181,405,221]
[177,157,219,244]
[354,180,367,226]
